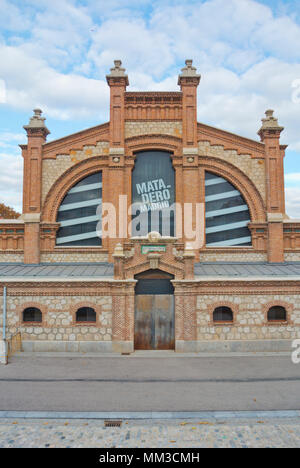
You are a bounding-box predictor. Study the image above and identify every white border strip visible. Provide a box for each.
[58,199,102,212]
[206,220,250,234]
[206,205,249,218]
[68,182,102,194]
[59,215,101,228]
[206,236,252,247]
[205,190,240,202]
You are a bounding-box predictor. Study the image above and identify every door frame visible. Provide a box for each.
[134,269,175,350]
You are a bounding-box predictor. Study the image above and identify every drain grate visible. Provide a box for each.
[104,420,123,428]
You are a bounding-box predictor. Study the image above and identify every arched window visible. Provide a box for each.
[23,307,42,323]
[76,307,96,323]
[56,172,102,246]
[213,307,234,323]
[205,171,251,246]
[267,306,287,323]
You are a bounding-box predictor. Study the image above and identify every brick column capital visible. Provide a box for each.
[178,60,201,148]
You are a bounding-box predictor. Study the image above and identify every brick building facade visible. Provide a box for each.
[1,60,300,354]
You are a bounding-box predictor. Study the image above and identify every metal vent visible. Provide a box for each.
[104,420,123,428]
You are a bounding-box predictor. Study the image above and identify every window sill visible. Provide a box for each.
[211,322,234,326]
[266,321,288,326]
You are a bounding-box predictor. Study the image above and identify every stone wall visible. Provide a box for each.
[40,252,109,263]
[200,251,267,262]
[197,294,300,341]
[125,121,182,139]
[0,253,24,263]
[285,252,300,262]
[0,295,112,345]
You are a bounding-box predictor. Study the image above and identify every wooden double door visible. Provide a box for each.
[134,270,175,351]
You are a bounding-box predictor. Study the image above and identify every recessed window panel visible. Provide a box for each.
[76,307,96,322]
[205,172,251,247]
[267,306,287,322]
[213,307,233,322]
[23,307,42,323]
[56,172,102,247]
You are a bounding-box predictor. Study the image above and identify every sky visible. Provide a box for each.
[0,0,299,217]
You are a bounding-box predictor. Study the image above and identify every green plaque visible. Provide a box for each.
[141,245,166,255]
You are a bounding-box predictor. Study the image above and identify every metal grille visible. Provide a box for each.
[56,172,102,246]
[104,420,122,428]
[205,171,251,247]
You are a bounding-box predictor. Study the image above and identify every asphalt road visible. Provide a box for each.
[0,354,300,412]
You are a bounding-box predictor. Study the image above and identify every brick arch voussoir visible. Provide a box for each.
[42,157,105,223]
[125,134,182,157]
[200,157,266,222]
[125,261,184,280]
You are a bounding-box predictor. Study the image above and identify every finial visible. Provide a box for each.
[258,109,284,138]
[23,108,50,137]
[106,60,129,85]
[34,108,43,117]
[178,59,201,85]
[265,109,274,119]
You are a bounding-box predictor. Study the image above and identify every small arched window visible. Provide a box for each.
[213,307,234,323]
[267,306,287,323]
[23,307,42,323]
[76,307,96,323]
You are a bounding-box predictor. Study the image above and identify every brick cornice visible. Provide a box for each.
[42,123,110,160]
[197,122,265,159]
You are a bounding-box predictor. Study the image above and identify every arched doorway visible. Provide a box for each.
[134,269,175,350]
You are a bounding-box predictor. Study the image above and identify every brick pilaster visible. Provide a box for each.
[22,109,50,264]
[178,60,201,149]
[258,110,285,263]
[105,61,129,258]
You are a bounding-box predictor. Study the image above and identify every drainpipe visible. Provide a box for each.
[2,286,7,364]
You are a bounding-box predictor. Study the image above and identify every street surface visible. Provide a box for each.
[0,353,299,412]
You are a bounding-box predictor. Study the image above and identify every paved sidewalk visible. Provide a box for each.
[0,417,299,448]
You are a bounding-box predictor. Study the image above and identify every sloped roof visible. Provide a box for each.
[194,262,300,278]
[0,263,114,279]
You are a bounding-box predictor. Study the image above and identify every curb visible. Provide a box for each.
[0,410,299,420]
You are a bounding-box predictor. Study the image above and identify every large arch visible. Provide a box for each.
[200,157,266,223]
[125,134,182,157]
[42,157,107,223]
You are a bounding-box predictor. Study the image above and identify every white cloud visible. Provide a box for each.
[0,45,110,120]
[286,187,300,219]
[0,151,23,212]
[285,173,300,183]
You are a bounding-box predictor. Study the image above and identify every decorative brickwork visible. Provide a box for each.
[0,60,299,354]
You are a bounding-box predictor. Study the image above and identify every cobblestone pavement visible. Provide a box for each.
[0,418,300,448]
